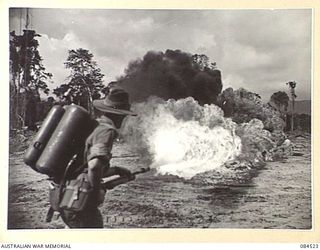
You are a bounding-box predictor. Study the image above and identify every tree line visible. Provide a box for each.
[10,29,105,131]
[9,28,309,133]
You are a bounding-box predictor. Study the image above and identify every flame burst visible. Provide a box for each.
[122,97,242,179]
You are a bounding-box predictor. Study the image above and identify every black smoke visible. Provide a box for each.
[117,49,223,105]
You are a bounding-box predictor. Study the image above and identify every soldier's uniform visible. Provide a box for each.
[62,86,136,228]
[62,116,117,228]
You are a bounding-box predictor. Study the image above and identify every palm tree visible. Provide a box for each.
[286,81,297,132]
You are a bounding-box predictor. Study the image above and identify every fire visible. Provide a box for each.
[122,97,242,179]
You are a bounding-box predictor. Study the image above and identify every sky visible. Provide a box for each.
[9,8,312,101]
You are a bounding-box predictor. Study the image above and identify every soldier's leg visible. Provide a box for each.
[82,207,103,228]
[62,208,103,228]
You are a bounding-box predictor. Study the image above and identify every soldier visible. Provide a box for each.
[62,86,137,228]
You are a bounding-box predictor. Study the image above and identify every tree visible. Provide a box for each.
[286,81,297,132]
[191,54,217,71]
[270,91,289,114]
[53,48,104,114]
[10,29,52,129]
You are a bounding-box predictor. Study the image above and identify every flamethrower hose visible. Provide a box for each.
[101,167,150,190]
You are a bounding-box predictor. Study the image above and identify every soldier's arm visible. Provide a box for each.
[87,158,105,190]
[86,129,115,190]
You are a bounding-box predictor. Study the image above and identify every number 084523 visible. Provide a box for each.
[300,244,319,249]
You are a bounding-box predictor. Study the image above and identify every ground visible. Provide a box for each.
[7,133,311,229]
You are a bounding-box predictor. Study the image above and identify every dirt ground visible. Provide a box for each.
[7,133,311,229]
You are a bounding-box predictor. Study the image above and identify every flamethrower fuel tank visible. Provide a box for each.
[24,104,96,179]
[24,105,65,171]
[35,105,95,178]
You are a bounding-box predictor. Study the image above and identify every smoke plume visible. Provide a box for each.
[117,50,288,181]
[118,49,222,105]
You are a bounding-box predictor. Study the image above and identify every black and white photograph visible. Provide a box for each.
[7,7,313,231]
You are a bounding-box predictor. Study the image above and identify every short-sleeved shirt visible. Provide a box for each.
[84,116,118,164]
